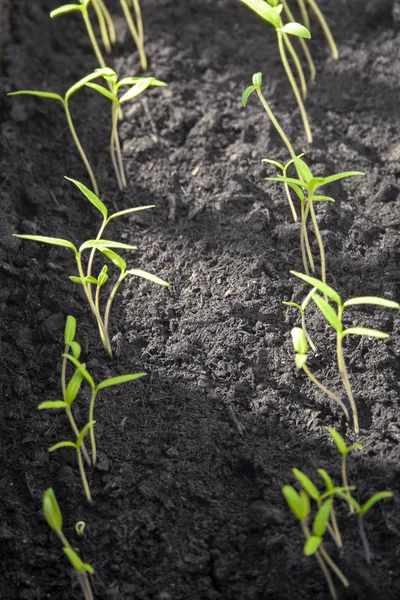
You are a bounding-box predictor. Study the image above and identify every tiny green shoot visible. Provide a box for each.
[328,427,363,514]
[291,271,400,432]
[283,284,317,352]
[43,488,94,600]
[75,521,86,537]
[290,327,350,422]
[239,0,313,142]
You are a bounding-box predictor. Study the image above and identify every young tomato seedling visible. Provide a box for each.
[83,68,167,190]
[14,178,169,357]
[266,155,364,288]
[291,271,400,433]
[284,284,317,352]
[43,488,94,599]
[328,427,363,514]
[239,0,313,141]
[290,327,350,422]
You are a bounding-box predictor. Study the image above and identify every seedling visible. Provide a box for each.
[49,421,95,501]
[38,315,91,466]
[338,490,393,565]
[239,0,313,142]
[282,485,348,599]
[290,327,350,422]
[83,68,167,189]
[328,427,363,514]
[43,488,94,599]
[291,271,400,432]
[62,352,146,467]
[13,178,169,357]
[266,155,364,287]
[8,68,114,195]
[284,284,317,352]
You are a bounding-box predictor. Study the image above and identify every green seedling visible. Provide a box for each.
[284,284,317,352]
[287,0,339,59]
[13,178,169,357]
[119,0,147,72]
[38,316,91,467]
[328,427,363,514]
[291,271,400,432]
[266,155,364,287]
[62,352,146,467]
[282,485,348,599]
[338,490,393,565]
[43,488,94,599]
[49,421,95,501]
[50,1,107,70]
[239,0,313,142]
[83,68,167,189]
[8,68,114,195]
[290,327,350,422]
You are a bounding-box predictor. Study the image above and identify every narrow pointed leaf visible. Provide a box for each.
[97,372,147,391]
[49,441,77,452]
[13,234,77,253]
[79,240,138,252]
[360,492,393,516]
[85,82,118,102]
[293,156,313,184]
[286,182,305,202]
[77,420,96,448]
[117,76,141,86]
[321,171,364,186]
[99,248,127,272]
[317,469,334,491]
[50,5,82,18]
[69,341,81,360]
[65,177,108,218]
[261,158,284,170]
[343,327,389,339]
[97,265,109,286]
[125,269,170,287]
[37,400,67,410]
[63,547,85,573]
[283,301,301,309]
[337,492,361,513]
[66,70,109,100]
[119,79,152,103]
[107,205,155,222]
[343,297,400,309]
[265,176,307,188]
[328,427,347,456]
[8,90,63,102]
[279,22,311,39]
[242,85,256,107]
[63,354,95,390]
[239,0,282,28]
[312,293,342,333]
[43,488,63,532]
[304,535,322,556]
[70,275,99,284]
[282,486,310,522]
[64,315,76,344]
[292,468,319,501]
[65,368,84,406]
[312,195,335,202]
[313,498,333,537]
[290,271,341,305]
[291,328,308,355]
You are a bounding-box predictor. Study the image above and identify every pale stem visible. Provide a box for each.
[120,0,147,71]
[86,219,108,302]
[91,0,111,53]
[319,544,349,587]
[341,454,355,514]
[77,573,94,600]
[131,0,144,43]
[115,122,127,188]
[77,447,92,501]
[255,88,296,160]
[308,195,327,292]
[81,6,107,68]
[110,102,124,190]
[301,309,317,354]
[302,200,315,273]
[57,530,70,549]
[104,274,125,334]
[88,389,98,466]
[283,33,308,100]
[277,31,313,143]
[297,0,311,29]
[302,524,337,600]
[66,405,91,466]
[302,363,350,421]
[63,101,99,196]
[329,507,343,548]
[358,516,372,565]
[337,326,359,433]
[282,0,316,81]
[284,181,298,222]
[97,0,116,44]
[305,0,339,59]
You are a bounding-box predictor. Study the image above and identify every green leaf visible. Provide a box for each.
[239,0,282,28]
[50,5,82,18]
[77,421,95,448]
[96,372,147,391]
[252,72,263,88]
[65,368,84,406]
[65,177,108,219]
[320,485,356,500]
[107,205,155,222]
[13,234,77,253]
[317,469,334,491]
[320,171,364,186]
[286,182,305,202]
[69,275,99,285]
[312,195,335,202]
[360,492,393,516]
[337,491,361,513]
[343,296,400,310]
[66,69,112,100]
[303,535,322,556]
[295,354,307,369]
[283,301,301,309]
[262,158,284,171]
[85,82,118,102]
[242,85,256,107]
[64,315,76,345]
[97,265,108,286]
[343,327,389,339]
[279,22,311,39]
[328,427,347,456]
[292,468,319,501]
[125,269,170,287]
[291,328,308,355]
[69,341,81,360]
[265,176,307,188]
[79,240,138,252]
[99,248,127,272]
[38,400,67,410]
[49,440,77,452]
[119,79,153,103]
[63,547,94,574]
[117,76,141,86]
[282,486,310,522]
[63,354,95,390]
[313,498,333,537]
[8,90,63,102]
[43,488,63,532]
[312,293,342,333]
[293,156,313,184]
[290,271,341,305]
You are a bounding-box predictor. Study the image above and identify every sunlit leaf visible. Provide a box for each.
[65,177,108,219]
[290,272,341,305]
[96,372,147,391]
[360,492,393,516]
[303,535,322,556]
[292,468,319,501]
[343,296,400,310]
[37,400,67,410]
[125,269,170,287]
[312,293,342,333]
[13,234,77,253]
[343,327,389,339]
[242,85,256,107]
[279,22,311,39]
[43,488,63,532]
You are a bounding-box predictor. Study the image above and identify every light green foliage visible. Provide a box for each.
[14,179,169,357]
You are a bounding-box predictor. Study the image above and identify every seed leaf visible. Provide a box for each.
[77,421,95,448]
[43,488,63,532]
[64,315,76,345]
[261,158,284,170]
[85,82,118,103]
[317,469,334,491]
[265,176,307,188]
[242,85,256,107]
[343,296,400,309]
[70,276,99,285]
[63,354,95,390]
[65,177,108,219]
[343,327,389,339]
[282,486,310,522]
[125,269,170,287]
[63,547,95,574]
[295,354,307,369]
[99,248,127,272]
[97,372,147,391]
[79,240,138,252]
[49,440,77,452]
[38,400,67,410]
[293,156,313,184]
[108,205,155,222]
[313,498,333,537]
[312,195,335,202]
[65,368,84,406]
[291,328,308,355]
[338,491,361,513]
[286,182,305,202]
[13,234,77,253]
[279,22,311,39]
[69,341,81,360]
[360,492,393,516]
[50,5,82,18]
[97,266,108,286]
[312,293,342,333]
[328,427,347,456]
[292,468,319,501]
[283,301,301,309]
[8,90,63,102]
[239,0,282,28]
[321,171,364,186]
[290,271,341,305]
[119,79,153,103]
[304,535,322,556]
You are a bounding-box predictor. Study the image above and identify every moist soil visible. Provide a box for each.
[1,1,400,598]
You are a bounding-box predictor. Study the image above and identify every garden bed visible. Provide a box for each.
[1,0,400,598]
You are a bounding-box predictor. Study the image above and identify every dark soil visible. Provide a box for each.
[1,0,400,598]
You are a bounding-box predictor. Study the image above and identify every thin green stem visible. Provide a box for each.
[301,309,317,354]
[302,363,350,421]
[282,0,316,81]
[91,0,111,53]
[77,447,92,501]
[305,0,339,59]
[115,121,127,188]
[284,182,298,222]
[337,325,359,433]
[81,6,107,69]
[110,102,124,190]
[319,544,349,587]
[358,516,371,565]
[277,31,313,143]
[283,32,308,100]
[302,524,337,600]
[120,0,147,71]
[87,219,108,302]
[57,530,70,549]
[63,101,99,196]
[66,405,91,466]
[308,195,326,291]
[88,389,98,466]
[77,572,94,600]
[255,88,296,160]
[104,274,124,334]
[97,0,116,45]
[298,0,311,29]
[329,507,343,548]
[302,200,315,273]
[341,454,355,514]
